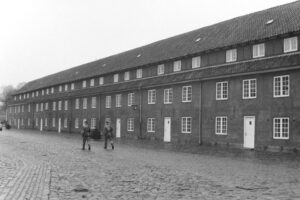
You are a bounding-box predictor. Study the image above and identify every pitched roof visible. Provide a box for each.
[17,1,300,94]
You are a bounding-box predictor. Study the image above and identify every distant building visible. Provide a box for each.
[7,2,300,152]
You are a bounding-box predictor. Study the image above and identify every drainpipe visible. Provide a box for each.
[139,86,143,139]
[199,81,202,145]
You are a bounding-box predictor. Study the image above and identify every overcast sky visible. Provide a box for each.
[0,0,296,88]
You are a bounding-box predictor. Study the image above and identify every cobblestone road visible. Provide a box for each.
[0,129,299,200]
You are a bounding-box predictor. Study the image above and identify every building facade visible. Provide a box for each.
[7,2,300,152]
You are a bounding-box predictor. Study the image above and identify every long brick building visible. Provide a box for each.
[7,2,300,151]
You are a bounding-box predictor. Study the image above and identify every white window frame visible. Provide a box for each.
[116,94,122,107]
[273,118,289,139]
[147,118,155,132]
[36,91,39,97]
[90,79,95,87]
[99,77,104,85]
[58,101,62,111]
[59,85,62,92]
[216,81,228,100]
[173,60,181,72]
[226,49,237,62]
[192,56,201,68]
[75,98,80,109]
[42,90,44,96]
[82,80,87,88]
[164,88,173,104]
[75,118,79,129]
[53,102,56,111]
[36,104,39,112]
[71,83,75,90]
[181,117,192,134]
[127,118,134,131]
[45,102,48,110]
[51,87,54,94]
[252,43,265,58]
[91,97,96,108]
[215,116,227,135]
[45,118,48,127]
[91,118,96,129]
[284,37,298,53]
[243,79,257,99]
[65,84,68,91]
[113,74,119,83]
[64,100,68,110]
[157,64,165,75]
[64,118,68,128]
[124,71,130,81]
[83,98,87,109]
[128,93,135,106]
[40,103,43,112]
[105,96,111,108]
[148,89,156,104]
[46,88,49,95]
[28,118,30,126]
[136,69,143,79]
[182,86,192,102]
[273,75,289,98]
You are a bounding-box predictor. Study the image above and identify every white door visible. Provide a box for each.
[116,118,121,138]
[164,117,171,142]
[244,116,255,149]
[40,119,43,131]
[58,118,61,133]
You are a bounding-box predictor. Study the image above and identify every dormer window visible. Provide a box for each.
[173,60,181,72]
[65,84,68,91]
[157,64,165,75]
[99,77,104,85]
[51,87,54,94]
[284,37,298,53]
[71,83,75,90]
[136,69,142,79]
[192,56,201,68]
[253,43,265,58]
[46,88,49,95]
[226,49,237,62]
[90,79,95,87]
[59,85,62,92]
[124,72,130,81]
[113,74,119,83]
[36,91,39,97]
[42,90,44,95]
[82,80,87,88]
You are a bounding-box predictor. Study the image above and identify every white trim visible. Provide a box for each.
[273,117,289,139]
[181,117,192,134]
[182,86,192,102]
[273,75,289,98]
[215,116,227,135]
[284,37,298,53]
[242,79,257,99]
[216,81,228,100]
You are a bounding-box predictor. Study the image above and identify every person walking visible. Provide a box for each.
[103,121,114,150]
[81,120,91,150]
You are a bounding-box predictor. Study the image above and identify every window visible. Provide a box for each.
[173,60,181,72]
[19,95,21,100]
[99,77,104,85]
[90,79,95,87]
[113,74,119,83]
[14,96,16,100]
[182,86,192,102]
[59,85,62,92]
[40,103,43,112]
[82,118,87,126]
[32,92,35,98]
[105,96,111,108]
[192,56,201,68]
[216,81,228,100]
[27,93,29,98]
[28,119,30,126]
[147,118,155,132]
[91,97,96,108]
[64,84,68,91]
[226,49,237,62]
[64,100,68,110]
[45,102,48,110]
[127,118,134,131]
[46,88,49,95]
[82,80,87,88]
[273,118,289,139]
[116,94,122,107]
[216,116,227,135]
[53,101,56,111]
[284,37,298,53]
[243,79,256,99]
[36,104,39,112]
[91,118,96,129]
[75,98,80,109]
[42,90,44,95]
[274,75,289,97]
[124,72,130,81]
[83,98,87,109]
[128,93,135,106]
[182,117,192,133]
[21,105,24,112]
[28,104,31,112]
[58,101,62,110]
[75,118,79,128]
[64,118,68,128]
[164,88,173,104]
[35,118,39,126]
[45,118,48,127]
[157,64,165,75]
[148,90,156,104]
[36,91,39,97]
[71,83,75,90]
[51,87,54,94]
[253,43,265,58]
[136,69,142,79]
[21,118,24,126]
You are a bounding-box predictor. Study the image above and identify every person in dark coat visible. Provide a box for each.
[104,121,114,150]
[81,120,91,150]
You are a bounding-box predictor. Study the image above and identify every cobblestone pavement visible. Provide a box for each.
[0,129,300,200]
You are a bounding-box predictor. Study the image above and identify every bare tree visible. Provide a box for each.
[0,85,17,112]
